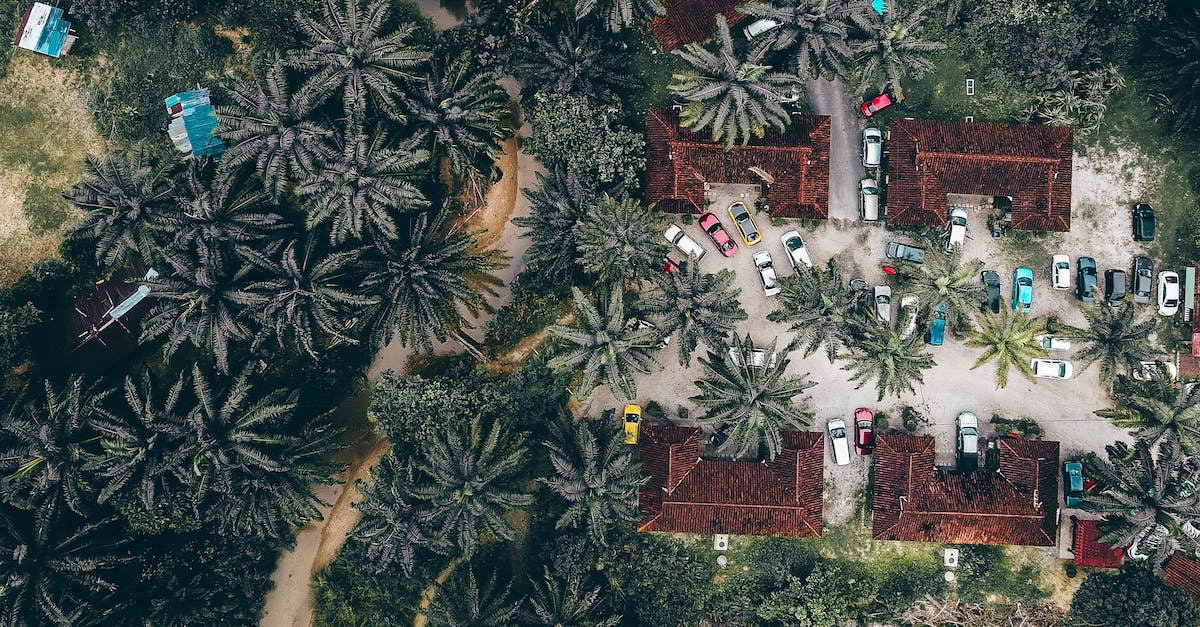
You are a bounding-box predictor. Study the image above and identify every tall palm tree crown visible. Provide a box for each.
[523,565,621,626]
[1144,9,1200,136]
[642,263,747,366]
[574,195,668,287]
[513,167,615,283]
[404,59,512,180]
[740,0,872,80]
[515,23,640,103]
[426,567,522,627]
[963,309,1048,388]
[768,259,864,362]
[895,246,985,330]
[840,317,936,401]
[352,454,450,576]
[1064,302,1158,384]
[851,3,947,95]
[68,148,175,267]
[574,0,666,32]
[671,16,802,148]
[1098,381,1200,454]
[692,335,816,460]
[291,0,429,119]
[546,286,662,400]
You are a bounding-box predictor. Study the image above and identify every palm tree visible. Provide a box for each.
[427,567,522,627]
[291,0,429,119]
[0,503,124,625]
[514,167,620,283]
[574,195,667,287]
[67,148,175,267]
[671,15,802,148]
[298,126,431,245]
[895,247,985,330]
[767,259,863,362]
[410,416,532,554]
[692,335,816,460]
[247,238,377,359]
[852,3,947,95]
[540,416,646,546]
[963,309,1048,388]
[1082,434,1200,572]
[404,59,512,181]
[1144,9,1200,136]
[362,211,503,351]
[352,454,451,576]
[546,286,662,400]
[217,57,333,200]
[514,23,639,103]
[840,317,936,401]
[574,0,665,32]
[159,163,285,268]
[1063,303,1158,384]
[642,264,747,366]
[0,377,107,515]
[523,565,621,626]
[739,0,872,80]
[1098,383,1200,454]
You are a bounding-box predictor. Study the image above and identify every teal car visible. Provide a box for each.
[926,305,946,346]
[1013,266,1033,313]
[1063,461,1084,507]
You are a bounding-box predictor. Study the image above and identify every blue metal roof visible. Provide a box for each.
[14,3,72,58]
[164,89,226,160]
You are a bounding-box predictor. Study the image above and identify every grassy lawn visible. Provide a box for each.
[881,43,1036,126]
[625,32,691,119]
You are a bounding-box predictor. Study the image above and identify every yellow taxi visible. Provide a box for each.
[728,201,762,246]
[623,404,642,444]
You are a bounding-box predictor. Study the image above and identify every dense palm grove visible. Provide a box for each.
[0,0,1196,623]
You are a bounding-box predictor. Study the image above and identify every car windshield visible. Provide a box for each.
[705,223,720,234]
[830,427,845,438]
[1056,262,1068,270]
[962,427,977,435]
[877,295,890,304]
[864,186,878,194]
[625,413,638,422]
[786,237,803,250]
[1019,277,1032,286]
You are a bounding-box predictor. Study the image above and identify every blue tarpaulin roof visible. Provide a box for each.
[164,89,226,160]
[14,3,72,58]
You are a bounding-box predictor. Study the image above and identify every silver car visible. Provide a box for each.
[874,285,891,322]
[862,128,882,168]
[753,250,780,296]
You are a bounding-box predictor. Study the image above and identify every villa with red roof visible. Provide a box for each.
[637,425,824,537]
[1071,518,1125,569]
[649,0,743,51]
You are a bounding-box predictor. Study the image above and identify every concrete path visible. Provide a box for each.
[805,77,867,223]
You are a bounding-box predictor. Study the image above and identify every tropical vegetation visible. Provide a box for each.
[1064,303,1159,384]
[963,310,1047,388]
[841,317,937,401]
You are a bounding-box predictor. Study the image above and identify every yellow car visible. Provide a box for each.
[623,404,642,444]
[728,202,762,246]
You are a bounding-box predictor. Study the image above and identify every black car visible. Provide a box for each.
[1077,257,1098,302]
[980,270,1001,313]
[1105,269,1127,306]
[1132,256,1154,304]
[1133,203,1156,242]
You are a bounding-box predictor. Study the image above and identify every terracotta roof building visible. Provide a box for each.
[885,119,1074,232]
[871,434,1060,546]
[637,425,824,537]
[1071,518,1125,569]
[650,0,744,51]
[1180,263,1200,378]
[1165,555,1200,602]
[645,109,831,220]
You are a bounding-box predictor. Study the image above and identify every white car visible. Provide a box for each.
[874,285,891,322]
[753,250,780,296]
[743,18,780,39]
[945,208,967,251]
[779,230,812,271]
[860,178,880,222]
[1035,335,1071,351]
[900,295,919,338]
[1052,254,1071,289]
[957,412,979,467]
[728,345,778,369]
[665,224,706,261]
[1132,361,1178,381]
[862,128,882,168]
[1031,359,1073,379]
[826,418,850,466]
[1158,271,1180,316]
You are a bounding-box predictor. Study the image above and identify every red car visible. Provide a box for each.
[860,93,893,117]
[854,407,875,455]
[662,257,679,273]
[698,213,738,257]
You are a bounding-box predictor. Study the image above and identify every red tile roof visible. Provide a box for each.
[650,0,745,51]
[885,119,1074,232]
[1165,555,1200,602]
[645,109,831,219]
[1072,518,1125,569]
[637,425,824,537]
[871,434,1060,546]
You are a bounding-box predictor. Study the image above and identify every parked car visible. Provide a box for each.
[886,241,924,263]
[827,418,851,465]
[1104,269,1127,306]
[743,18,780,39]
[1012,266,1033,313]
[862,128,882,167]
[1031,359,1073,379]
[699,213,738,257]
[623,404,641,445]
[1158,271,1180,316]
[1077,257,1098,302]
[957,412,979,470]
[728,345,778,369]
[662,257,679,274]
[981,270,1001,313]
[1052,254,1071,290]
[1132,360,1178,381]
[629,318,669,348]
[926,305,946,346]
[860,178,880,221]
[874,285,892,322]
[1063,461,1084,507]
[1132,203,1156,242]
[753,250,780,296]
[946,208,968,251]
[1132,256,1154,304]
[728,201,762,246]
[779,230,812,271]
[900,295,919,338]
[861,92,893,117]
[665,224,706,260]
[854,408,875,455]
[1035,335,1071,351]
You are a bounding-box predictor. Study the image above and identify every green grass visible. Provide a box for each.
[22,184,70,235]
[878,43,1036,125]
[625,33,691,119]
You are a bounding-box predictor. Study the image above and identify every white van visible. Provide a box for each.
[827,418,851,466]
[743,19,780,39]
[860,178,880,222]
[945,207,967,251]
[664,224,706,261]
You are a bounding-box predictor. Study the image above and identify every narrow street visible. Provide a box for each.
[805,77,866,223]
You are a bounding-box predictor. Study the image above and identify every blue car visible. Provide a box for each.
[926,305,946,346]
[1013,266,1033,313]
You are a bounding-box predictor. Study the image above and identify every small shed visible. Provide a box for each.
[1070,518,1124,570]
[165,89,226,160]
[12,2,76,58]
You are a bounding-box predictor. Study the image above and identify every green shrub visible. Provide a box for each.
[1068,565,1197,627]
